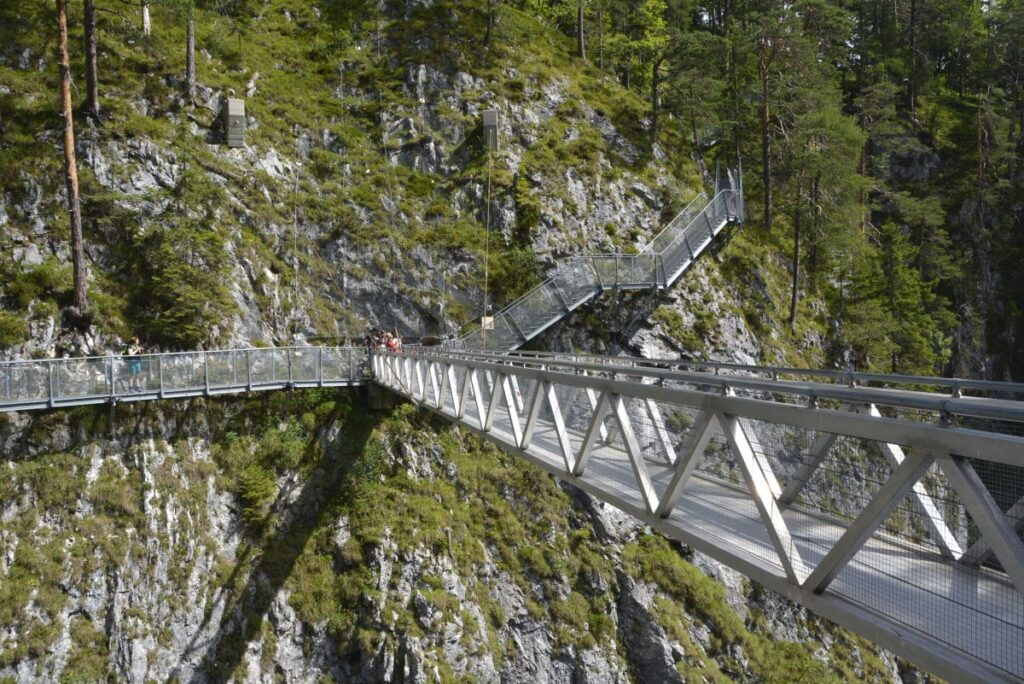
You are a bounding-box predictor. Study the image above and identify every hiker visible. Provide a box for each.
[364,329,375,362]
[123,336,144,392]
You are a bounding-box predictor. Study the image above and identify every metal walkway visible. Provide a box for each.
[2,345,1024,681]
[373,348,1024,684]
[456,169,744,350]
[0,346,366,412]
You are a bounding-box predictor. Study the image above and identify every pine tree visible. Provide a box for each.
[56,0,89,326]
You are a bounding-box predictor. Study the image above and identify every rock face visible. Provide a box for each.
[1,52,684,359]
[0,400,904,683]
[0,5,914,683]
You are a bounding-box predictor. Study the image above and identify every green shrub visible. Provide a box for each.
[0,311,27,348]
[236,463,278,527]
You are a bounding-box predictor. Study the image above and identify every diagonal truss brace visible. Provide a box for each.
[645,399,677,465]
[574,390,610,477]
[612,394,659,515]
[963,495,1024,565]
[655,410,719,518]
[739,417,783,499]
[722,413,808,584]
[520,380,576,472]
[939,455,1024,597]
[863,405,962,559]
[437,363,454,412]
[804,449,935,594]
[427,361,441,406]
[583,374,609,443]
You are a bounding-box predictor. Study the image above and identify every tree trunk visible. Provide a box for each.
[884,234,897,373]
[651,54,664,135]
[759,60,772,232]
[789,174,803,329]
[859,144,867,233]
[577,1,586,60]
[142,0,151,36]
[907,0,918,117]
[484,0,495,46]
[1008,75,1020,189]
[186,7,196,104]
[84,0,100,120]
[808,174,820,279]
[57,0,88,323]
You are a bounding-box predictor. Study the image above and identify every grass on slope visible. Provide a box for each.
[0,0,704,350]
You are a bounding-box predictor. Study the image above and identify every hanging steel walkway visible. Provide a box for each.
[372,348,1024,684]
[1,345,1024,682]
[0,346,366,412]
[455,169,744,350]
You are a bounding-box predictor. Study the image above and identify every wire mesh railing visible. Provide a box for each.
[0,346,367,412]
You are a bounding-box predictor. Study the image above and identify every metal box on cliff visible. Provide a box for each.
[223,98,245,148]
[482,109,499,151]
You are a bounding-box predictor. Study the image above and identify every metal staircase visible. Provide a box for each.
[455,168,744,350]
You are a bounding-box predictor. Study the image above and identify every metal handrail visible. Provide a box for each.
[0,346,367,412]
[436,348,1024,396]
[403,348,1024,423]
[641,192,710,254]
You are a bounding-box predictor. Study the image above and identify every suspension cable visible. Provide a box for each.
[483,151,493,324]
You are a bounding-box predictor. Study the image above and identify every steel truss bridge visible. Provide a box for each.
[2,172,1024,682]
[1,345,1023,682]
[373,349,1024,684]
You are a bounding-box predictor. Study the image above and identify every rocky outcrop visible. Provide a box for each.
[0,400,905,683]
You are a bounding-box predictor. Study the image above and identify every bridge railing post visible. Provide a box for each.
[287,349,293,386]
[157,355,164,398]
[246,350,252,390]
[203,351,210,395]
[318,346,324,387]
[107,356,115,401]
[47,362,55,408]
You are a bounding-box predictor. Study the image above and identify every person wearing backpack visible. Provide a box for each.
[123,336,144,392]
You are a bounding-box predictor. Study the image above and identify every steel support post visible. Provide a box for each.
[107,356,115,401]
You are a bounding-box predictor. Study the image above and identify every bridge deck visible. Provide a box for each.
[505,414,1022,681]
